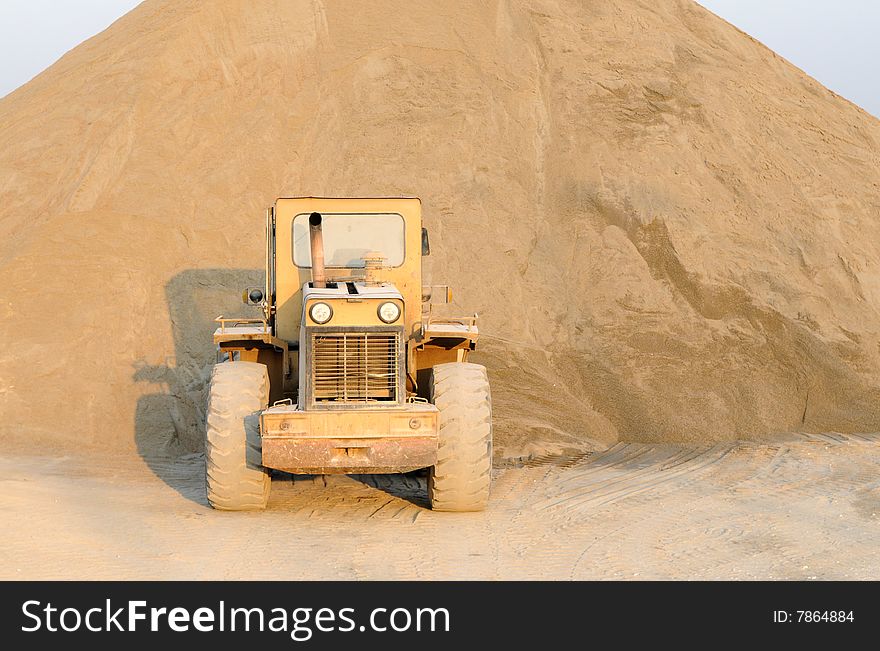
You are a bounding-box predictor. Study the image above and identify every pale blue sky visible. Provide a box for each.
[0,1,877,117]
[0,0,141,98]
[698,0,879,117]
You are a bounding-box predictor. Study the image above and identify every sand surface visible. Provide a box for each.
[2,433,878,580]
[2,0,880,459]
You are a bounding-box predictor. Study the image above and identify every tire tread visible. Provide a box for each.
[428,362,492,512]
[205,361,271,510]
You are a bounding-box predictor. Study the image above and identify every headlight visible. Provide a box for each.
[309,302,333,324]
[377,301,401,324]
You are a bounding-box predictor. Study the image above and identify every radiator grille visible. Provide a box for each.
[311,331,400,403]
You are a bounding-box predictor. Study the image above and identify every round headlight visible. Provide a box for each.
[309,302,333,324]
[377,301,401,324]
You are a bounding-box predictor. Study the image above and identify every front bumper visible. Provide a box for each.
[259,403,438,474]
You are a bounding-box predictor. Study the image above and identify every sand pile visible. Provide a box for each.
[2,0,880,457]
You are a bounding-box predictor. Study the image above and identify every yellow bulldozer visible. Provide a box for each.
[206,198,492,511]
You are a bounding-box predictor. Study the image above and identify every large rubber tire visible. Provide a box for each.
[428,362,492,511]
[205,361,271,510]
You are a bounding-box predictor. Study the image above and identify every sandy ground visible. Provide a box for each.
[2,432,877,580]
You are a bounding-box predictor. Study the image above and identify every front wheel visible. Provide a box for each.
[428,362,492,511]
[205,361,271,510]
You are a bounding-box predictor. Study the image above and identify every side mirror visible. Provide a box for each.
[242,287,264,305]
[421,285,451,304]
[421,227,430,256]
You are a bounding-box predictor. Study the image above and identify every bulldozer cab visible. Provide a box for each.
[272,197,424,344]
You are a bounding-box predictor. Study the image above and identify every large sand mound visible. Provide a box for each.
[2,0,880,457]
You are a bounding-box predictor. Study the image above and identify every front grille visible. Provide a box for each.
[310,331,400,404]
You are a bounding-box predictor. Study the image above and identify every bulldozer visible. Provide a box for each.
[206,197,492,511]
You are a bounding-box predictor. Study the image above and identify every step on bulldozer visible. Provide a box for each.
[205,198,492,511]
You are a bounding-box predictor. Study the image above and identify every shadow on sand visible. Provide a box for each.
[133,268,262,505]
[350,470,431,509]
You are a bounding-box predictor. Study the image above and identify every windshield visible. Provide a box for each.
[292,212,405,268]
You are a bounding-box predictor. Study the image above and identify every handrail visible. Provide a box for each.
[425,313,479,329]
[214,315,271,334]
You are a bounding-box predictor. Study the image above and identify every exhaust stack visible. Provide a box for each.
[309,212,326,288]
